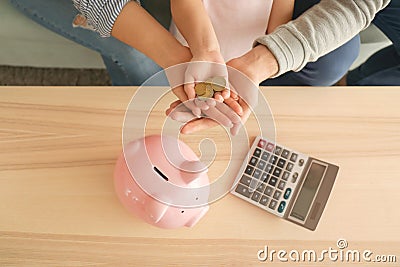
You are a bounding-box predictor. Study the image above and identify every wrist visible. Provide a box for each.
[230,45,279,84]
[191,49,223,62]
[161,43,192,68]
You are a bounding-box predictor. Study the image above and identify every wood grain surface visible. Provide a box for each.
[0,86,399,266]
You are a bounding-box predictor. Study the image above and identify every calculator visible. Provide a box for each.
[231,136,339,231]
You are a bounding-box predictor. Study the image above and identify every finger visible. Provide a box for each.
[203,106,233,128]
[230,100,251,136]
[183,99,202,117]
[165,100,182,116]
[166,101,197,123]
[194,98,210,111]
[221,88,230,99]
[224,97,243,116]
[213,92,224,103]
[228,82,239,99]
[173,86,201,116]
[181,118,219,134]
[184,82,196,100]
[169,110,197,123]
[169,99,182,110]
[230,90,239,101]
[230,122,243,136]
[215,102,242,124]
[172,85,188,102]
[206,98,216,107]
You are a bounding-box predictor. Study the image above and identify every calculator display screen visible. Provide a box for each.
[290,163,326,221]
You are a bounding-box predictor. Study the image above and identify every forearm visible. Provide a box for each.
[73,0,191,68]
[112,2,191,68]
[171,0,220,56]
[256,0,391,77]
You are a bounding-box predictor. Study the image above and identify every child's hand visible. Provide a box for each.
[185,52,230,103]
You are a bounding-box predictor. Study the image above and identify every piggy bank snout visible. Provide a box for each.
[144,197,168,224]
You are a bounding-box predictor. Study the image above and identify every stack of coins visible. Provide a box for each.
[194,76,227,100]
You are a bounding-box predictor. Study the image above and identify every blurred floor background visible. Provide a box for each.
[0,66,111,86]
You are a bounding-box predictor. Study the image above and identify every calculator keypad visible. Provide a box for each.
[233,136,307,217]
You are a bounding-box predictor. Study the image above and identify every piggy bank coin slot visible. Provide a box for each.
[153,166,169,182]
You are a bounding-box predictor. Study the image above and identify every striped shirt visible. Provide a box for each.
[73,0,390,77]
[72,0,138,37]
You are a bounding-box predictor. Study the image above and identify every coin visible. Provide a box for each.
[196,84,213,100]
[204,84,214,98]
[195,82,207,96]
[211,76,226,92]
[205,78,214,85]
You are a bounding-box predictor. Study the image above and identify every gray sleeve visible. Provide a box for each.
[255,0,391,77]
[72,0,137,37]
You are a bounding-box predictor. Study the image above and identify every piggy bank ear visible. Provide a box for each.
[144,197,168,224]
[185,206,209,227]
[180,160,207,183]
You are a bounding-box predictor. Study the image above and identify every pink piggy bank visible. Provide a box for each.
[114,135,210,229]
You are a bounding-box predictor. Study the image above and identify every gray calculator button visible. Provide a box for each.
[256,182,266,193]
[268,176,278,187]
[264,186,274,196]
[259,195,269,206]
[235,184,252,198]
[273,167,282,178]
[277,158,286,169]
[278,181,286,190]
[251,191,262,202]
[270,156,278,165]
[281,149,290,159]
[239,175,252,186]
[273,190,282,200]
[257,160,267,170]
[290,153,298,162]
[254,148,262,158]
[286,162,294,171]
[249,157,258,166]
[245,166,254,175]
[260,173,269,183]
[274,146,282,156]
[269,199,278,210]
[282,171,290,181]
[253,169,262,179]
[261,151,270,161]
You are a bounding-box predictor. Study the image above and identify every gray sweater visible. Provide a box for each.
[255,0,391,76]
[73,0,391,76]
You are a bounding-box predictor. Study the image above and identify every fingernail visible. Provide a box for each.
[200,105,210,111]
[193,108,201,117]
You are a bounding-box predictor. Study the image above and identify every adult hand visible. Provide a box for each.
[166,59,260,135]
[166,97,241,132]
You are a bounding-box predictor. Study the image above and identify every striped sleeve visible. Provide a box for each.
[72,0,139,37]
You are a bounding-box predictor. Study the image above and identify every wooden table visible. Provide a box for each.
[0,87,399,266]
